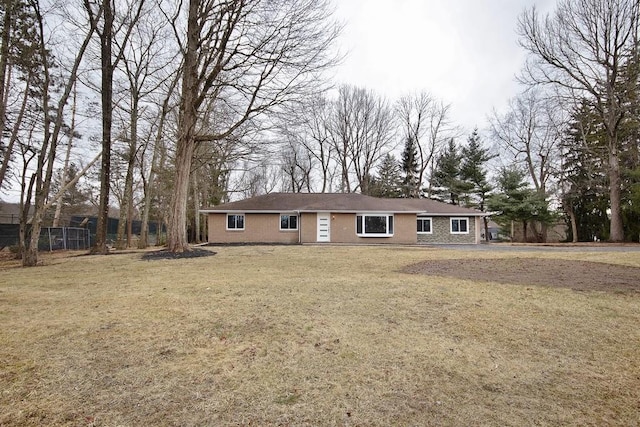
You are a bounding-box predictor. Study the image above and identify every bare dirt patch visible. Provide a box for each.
[403,258,640,293]
[140,247,216,260]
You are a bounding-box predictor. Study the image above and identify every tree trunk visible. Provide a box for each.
[139,97,170,248]
[167,138,195,252]
[0,65,29,189]
[192,172,201,244]
[167,0,198,253]
[608,146,624,242]
[0,0,12,158]
[116,97,138,249]
[92,0,114,255]
[567,202,578,243]
[53,83,77,228]
[24,211,43,266]
[18,158,35,261]
[20,0,94,266]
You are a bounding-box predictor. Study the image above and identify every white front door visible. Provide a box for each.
[317,213,330,242]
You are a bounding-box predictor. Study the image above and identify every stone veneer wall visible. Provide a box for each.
[417,216,476,244]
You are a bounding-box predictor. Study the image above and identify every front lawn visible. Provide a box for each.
[1,245,638,426]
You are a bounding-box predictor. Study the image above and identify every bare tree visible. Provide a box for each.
[396,92,455,198]
[137,73,179,248]
[114,1,175,249]
[236,158,280,199]
[278,96,336,192]
[21,0,97,266]
[280,136,313,193]
[51,83,80,227]
[84,0,145,254]
[489,89,563,241]
[330,85,396,194]
[489,88,562,196]
[518,0,639,241]
[166,0,340,252]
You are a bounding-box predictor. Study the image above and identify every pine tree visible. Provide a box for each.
[460,129,494,239]
[431,139,463,204]
[400,136,419,197]
[488,166,554,242]
[0,0,45,190]
[369,153,402,198]
[559,100,611,241]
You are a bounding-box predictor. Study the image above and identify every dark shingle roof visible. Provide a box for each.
[201,193,484,216]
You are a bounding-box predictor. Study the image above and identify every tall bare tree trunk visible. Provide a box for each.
[192,172,200,244]
[139,86,173,248]
[92,0,114,254]
[0,0,12,155]
[116,95,138,249]
[608,141,624,241]
[167,0,198,253]
[567,202,578,243]
[167,141,195,251]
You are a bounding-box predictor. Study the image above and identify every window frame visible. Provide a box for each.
[356,213,394,237]
[279,213,298,231]
[226,213,245,231]
[450,217,469,234]
[417,216,433,234]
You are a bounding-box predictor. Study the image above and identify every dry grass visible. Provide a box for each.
[0,245,639,426]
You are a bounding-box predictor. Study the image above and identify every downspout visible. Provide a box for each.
[297,211,301,244]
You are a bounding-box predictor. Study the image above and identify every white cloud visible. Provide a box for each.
[333,0,557,132]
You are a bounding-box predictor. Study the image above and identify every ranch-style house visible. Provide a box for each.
[200,193,486,245]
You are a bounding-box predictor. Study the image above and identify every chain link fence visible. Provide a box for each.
[0,225,90,251]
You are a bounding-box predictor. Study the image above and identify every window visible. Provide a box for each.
[417,217,432,234]
[227,214,245,230]
[450,218,469,234]
[280,214,298,230]
[356,214,394,237]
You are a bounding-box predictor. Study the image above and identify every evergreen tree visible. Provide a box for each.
[431,139,464,204]
[488,166,555,242]
[460,129,494,239]
[619,48,640,242]
[369,153,402,198]
[400,136,419,197]
[0,0,46,190]
[559,100,610,241]
[50,163,92,220]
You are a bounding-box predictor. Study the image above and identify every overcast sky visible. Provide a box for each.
[333,0,557,133]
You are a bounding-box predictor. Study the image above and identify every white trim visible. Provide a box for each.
[279,213,298,231]
[450,217,469,234]
[417,212,486,217]
[417,216,433,234]
[226,213,245,231]
[200,209,487,217]
[356,213,394,237]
